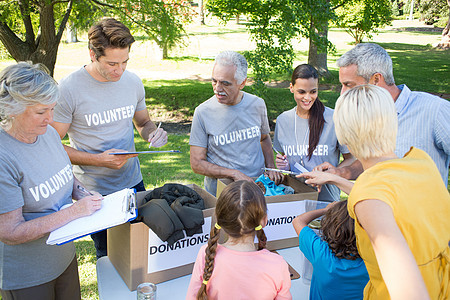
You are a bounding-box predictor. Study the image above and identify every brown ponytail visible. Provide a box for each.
[196,181,268,299]
[256,229,267,250]
[196,226,220,300]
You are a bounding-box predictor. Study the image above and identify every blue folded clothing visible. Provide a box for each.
[255,174,294,196]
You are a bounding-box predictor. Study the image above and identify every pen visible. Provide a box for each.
[77,184,93,196]
[148,122,162,148]
[263,167,300,175]
[272,145,287,161]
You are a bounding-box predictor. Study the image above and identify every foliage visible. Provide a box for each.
[391,0,402,16]
[0,0,196,75]
[335,0,393,44]
[206,0,334,95]
[418,0,448,26]
[113,0,197,59]
[0,0,73,75]
[207,0,297,95]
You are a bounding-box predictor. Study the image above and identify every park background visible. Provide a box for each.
[0,6,449,299]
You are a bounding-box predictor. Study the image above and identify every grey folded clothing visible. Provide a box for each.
[138,199,185,246]
[171,196,204,236]
[139,184,205,245]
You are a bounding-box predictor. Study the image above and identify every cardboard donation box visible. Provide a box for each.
[216,176,319,250]
[107,184,217,291]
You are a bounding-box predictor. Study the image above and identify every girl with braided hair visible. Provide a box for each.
[186,180,292,300]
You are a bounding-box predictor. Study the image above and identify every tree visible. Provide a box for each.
[335,0,392,44]
[0,0,195,75]
[207,0,333,89]
[418,0,450,49]
[0,0,73,76]
[439,0,450,49]
[112,0,196,59]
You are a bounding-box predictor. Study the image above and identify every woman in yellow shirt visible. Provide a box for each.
[299,85,449,300]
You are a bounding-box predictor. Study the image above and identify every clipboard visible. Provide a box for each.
[47,188,137,245]
[109,150,181,155]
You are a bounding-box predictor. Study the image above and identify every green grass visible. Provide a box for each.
[75,238,99,300]
[134,132,204,189]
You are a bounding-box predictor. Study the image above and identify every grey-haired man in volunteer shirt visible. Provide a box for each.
[51,18,168,258]
[189,51,282,196]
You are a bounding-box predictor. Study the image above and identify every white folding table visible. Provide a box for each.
[96,246,311,300]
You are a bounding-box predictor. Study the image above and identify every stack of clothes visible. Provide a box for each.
[138,183,205,246]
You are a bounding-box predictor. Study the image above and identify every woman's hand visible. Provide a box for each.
[275,154,290,170]
[70,194,103,218]
[297,171,334,192]
[298,171,354,195]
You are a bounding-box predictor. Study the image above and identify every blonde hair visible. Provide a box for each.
[333,85,397,160]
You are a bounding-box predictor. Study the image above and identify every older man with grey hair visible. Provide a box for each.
[315,43,450,186]
[189,51,281,196]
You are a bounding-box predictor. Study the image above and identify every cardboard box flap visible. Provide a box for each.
[108,184,217,290]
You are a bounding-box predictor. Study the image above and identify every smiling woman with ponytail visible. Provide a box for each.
[186,181,292,300]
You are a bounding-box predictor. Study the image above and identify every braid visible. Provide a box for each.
[256,229,267,250]
[196,226,220,300]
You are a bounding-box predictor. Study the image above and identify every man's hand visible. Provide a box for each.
[98,149,138,169]
[313,162,336,173]
[148,127,168,148]
[266,170,283,185]
[275,154,290,170]
[314,160,363,181]
[230,170,254,182]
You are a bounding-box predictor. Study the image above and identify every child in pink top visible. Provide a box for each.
[186,180,292,300]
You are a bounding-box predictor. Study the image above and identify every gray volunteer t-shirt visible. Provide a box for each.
[189,92,269,195]
[0,126,75,290]
[273,107,349,202]
[54,68,146,195]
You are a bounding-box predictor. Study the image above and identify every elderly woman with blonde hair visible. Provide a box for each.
[299,85,450,300]
[0,62,103,300]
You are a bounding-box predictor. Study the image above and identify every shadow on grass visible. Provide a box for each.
[75,239,96,265]
[164,55,214,62]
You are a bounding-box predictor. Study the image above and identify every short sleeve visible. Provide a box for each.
[433,100,450,156]
[53,78,75,124]
[273,118,283,153]
[338,142,350,155]
[133,75,147,113]
[189,108,208,148]
[348,171,396,221]
[298,226,331,265]
[0,156,24,214]
[259,99,270,135]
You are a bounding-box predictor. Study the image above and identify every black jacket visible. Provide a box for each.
[138,184,205,246]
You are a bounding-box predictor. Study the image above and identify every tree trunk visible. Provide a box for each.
[0,1,72,76]
[437,0,450,49]
[199,0,205,25]
[162,45,168,59]
[308,20,330,77]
